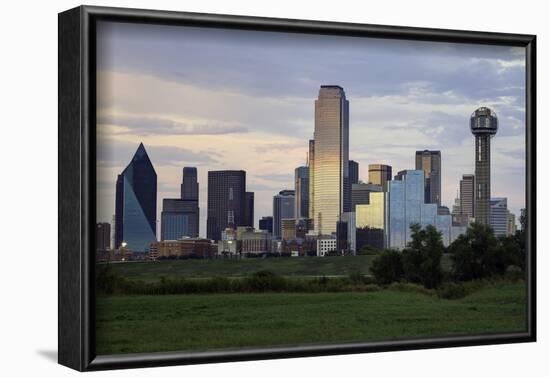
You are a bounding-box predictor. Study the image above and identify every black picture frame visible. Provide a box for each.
[58,5,537,372]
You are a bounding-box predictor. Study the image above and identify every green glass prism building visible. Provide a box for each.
[114,143,157,251]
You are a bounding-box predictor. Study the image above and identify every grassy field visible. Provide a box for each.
[106,254,453,281]
[96,281,526,355]
[107,256,375,281]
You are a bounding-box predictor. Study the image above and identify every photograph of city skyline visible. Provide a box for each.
[94,20,528,355]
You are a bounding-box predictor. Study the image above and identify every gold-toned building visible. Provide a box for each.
[368,164,392,191]
[281,218,297,241]
[507,212,517,236]
[356,192,386,229]
[312,85,349,235]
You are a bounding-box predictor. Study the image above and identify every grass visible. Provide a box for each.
[95,280,526,355]
[106,255,376,281]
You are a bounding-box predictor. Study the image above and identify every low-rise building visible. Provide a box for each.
[317,237,337,257]
[151,238,217,259]
[240,228,272,255]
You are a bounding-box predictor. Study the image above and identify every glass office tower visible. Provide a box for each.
[160,198,199,240]
[115,143,157,251]
[349,160,359,185]
[206,170,246,241]
[415,150,441,206]
[294,166,309,221]
[460,174,475,218]
[356,192,386,230]
[387,170,464,249]
[273,190,295,239]
[312,85,349,235]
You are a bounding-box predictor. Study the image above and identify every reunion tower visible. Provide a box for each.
[470,107,498,226]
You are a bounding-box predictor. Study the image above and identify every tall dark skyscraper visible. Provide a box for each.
[115,143,157,251]
[181,167,199,200]
[244,192,255,227]
[349,160,359,185]
[471,107,498,225]
[294,166,309,220]
[176,166,200,237]
[312,85,349,235]
[273,190,295,239]
[160,198,199,240]
[460,174,475,218]
[415,150,441,206]
[96,222,111,251]
[308,139,315,223]
[368,164,392,191]
[207,170,246,241]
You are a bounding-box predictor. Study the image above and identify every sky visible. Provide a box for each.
[96,21,526,238]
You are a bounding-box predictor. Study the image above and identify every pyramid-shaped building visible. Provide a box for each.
[114,143,157,252]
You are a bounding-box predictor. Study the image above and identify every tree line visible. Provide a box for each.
[370,212,526,293]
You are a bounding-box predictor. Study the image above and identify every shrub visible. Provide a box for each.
[388,282,434,296]
[244,270,286,292]
[347,270,366,285]
[437,282,467,300]
[370,249,404,285]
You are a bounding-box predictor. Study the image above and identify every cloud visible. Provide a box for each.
[98,113,249,136]
[97,138,220,168]
[95,21,527,234]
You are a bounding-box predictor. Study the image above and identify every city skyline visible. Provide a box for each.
[96,22,526,238]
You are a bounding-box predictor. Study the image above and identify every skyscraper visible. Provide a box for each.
[96,222,111,251]
[349,160,359,185]
[244,192,255,227]
[273,190,295,239]
[206,170,246,241]
[160,198,199,240]
[460,174,475,218]
[340,212,356,254]
[294,166,309,221]
[387,170,465,249]
[312,85,349,235]
[415,150,442,205]
[180,167,198,201]
[308,139,315,224]
[368,164,392,191]
[115,143,157,251]
[336,221,348,253]
[180,167,199,236]
[471,107,498,225]
[490,197,509,237]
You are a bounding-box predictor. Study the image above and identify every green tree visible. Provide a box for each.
[401,224,444,289]
[448,222,513,280]
[370,249,404,285]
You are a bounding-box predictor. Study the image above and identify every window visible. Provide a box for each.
[229,187,234,200]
